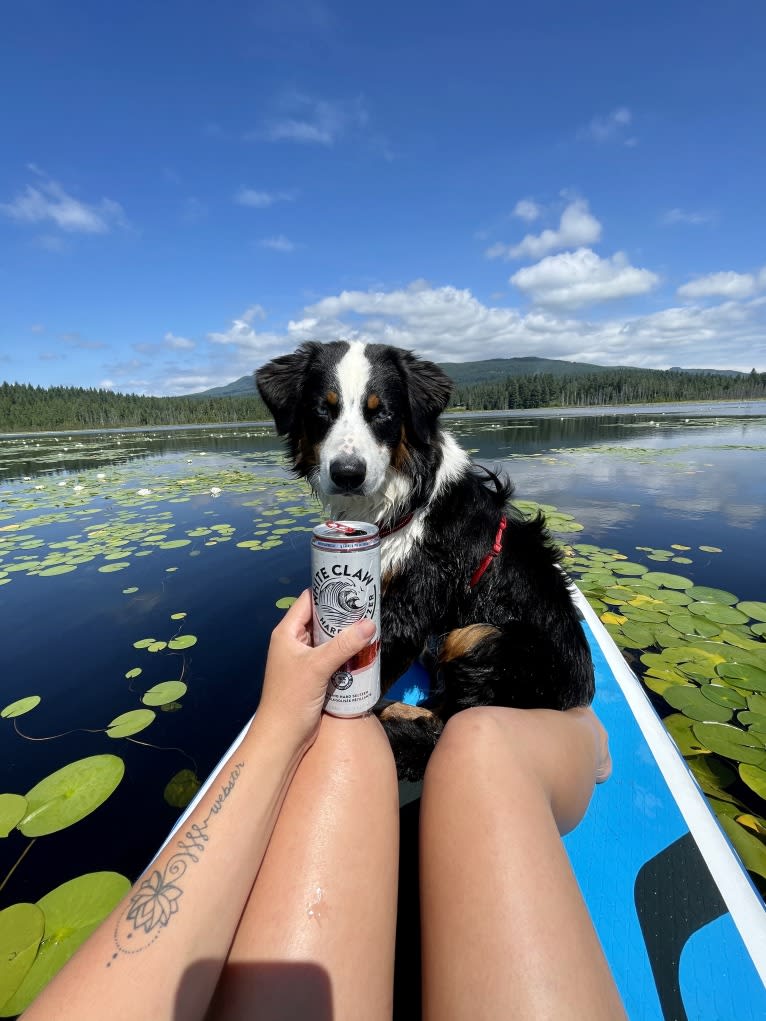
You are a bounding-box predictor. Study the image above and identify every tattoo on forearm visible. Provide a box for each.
[107,762,244,966]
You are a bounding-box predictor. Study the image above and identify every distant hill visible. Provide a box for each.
[668,366,747,377]
[186,356,632,399]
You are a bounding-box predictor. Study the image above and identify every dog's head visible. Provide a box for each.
[255,341,452,503]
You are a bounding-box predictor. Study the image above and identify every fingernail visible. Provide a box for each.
[356,619,376,639]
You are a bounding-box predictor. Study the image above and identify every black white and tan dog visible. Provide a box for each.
[255,341,594,780]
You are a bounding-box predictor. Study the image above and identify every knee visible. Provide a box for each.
[425,706,527,785]
[318,711,398,791]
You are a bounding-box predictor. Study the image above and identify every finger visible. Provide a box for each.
[278,589,313,635]
[313,619,377,676]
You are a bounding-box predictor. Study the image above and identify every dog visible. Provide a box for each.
[256,340,594,779]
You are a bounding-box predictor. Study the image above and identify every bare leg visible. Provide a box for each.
[208,712,399,1021]
[420,706,626,1021]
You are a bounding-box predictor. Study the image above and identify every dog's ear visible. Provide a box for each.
[255,342,320,434]
[400,351,453,442]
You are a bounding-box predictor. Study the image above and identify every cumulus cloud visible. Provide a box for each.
[579,106,633,143]
[235,187,296,208]
[512,198,542,222]
[0,170,127,234]
[252,94,367,146]
[677,269,764,300]
[488,200,602,261]
[510,249,660,308]
[164,332,196,350]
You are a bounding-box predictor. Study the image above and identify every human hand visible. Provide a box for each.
[255,590,377,757]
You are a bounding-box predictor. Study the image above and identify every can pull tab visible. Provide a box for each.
[325,520,366,536]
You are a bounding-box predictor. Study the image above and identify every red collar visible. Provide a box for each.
[469,515,507,588]
[377,512,415,538]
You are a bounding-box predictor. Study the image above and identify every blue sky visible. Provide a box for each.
[1,0,765,395]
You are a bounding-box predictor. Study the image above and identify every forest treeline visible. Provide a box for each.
[1,368,765,432]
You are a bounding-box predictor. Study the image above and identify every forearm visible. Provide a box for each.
[22,717,303,1021]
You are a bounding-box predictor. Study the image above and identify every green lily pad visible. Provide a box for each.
[691,722,766,765]
[701,685,747,710]
[751,623,766,638]
[19,755,125,837]
[663,714,710,756]
[699,545,723,553]
[1,696,41,719]
[133,638,156,649]
[662,686,732,723]
[737,711,766,734]
[718,816,766,879]
[748,693,766,714]
[122,586,139,594]
[667,614,721,639]
[125,668,142,680]
[275,596,298,609]
[37,564,77,576]
[737,601,766,622]
[0,903,44,1011]
[687,755,738,802]
[715,662,766,692]
[739,763,766,800]
[687,586,738,605]
[141,681,187,706]
[167,634,197,650]
[642,572,693,590]
[611,563,647,576]
[106,709,155,738]
[97,562,130,573]
[0,872,130,1016]
[687,602,749,626]
[0,793,28,837]
[147,641,167,653]
[170,612,187,620]
[163,768,202,809]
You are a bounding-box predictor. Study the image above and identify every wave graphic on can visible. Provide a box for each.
[316,579,366,631]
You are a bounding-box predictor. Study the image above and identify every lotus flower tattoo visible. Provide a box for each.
[127,869,183,932]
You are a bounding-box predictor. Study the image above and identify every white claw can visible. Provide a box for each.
[311,520,381,717]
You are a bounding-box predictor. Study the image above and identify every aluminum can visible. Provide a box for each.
[311,520,381,717]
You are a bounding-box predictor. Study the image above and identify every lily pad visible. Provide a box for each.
[106,709,155,738]
[167,634,197,650]
[133,638,156,649]
[141,681,187,706]
[667,614,721,639]
[663,714,710,756]
[0,903,44,1011]
[701,685,747,710]
[737,601,766,622]
[662,685,732,723]
[699,545,723,553]
[739,763,766,800]
[642,572,693,590]
[715,662,766,692]
[125,668,142,680]
[0,872,131,1016]
[691,722,766,765]
[687,586,738,605]
[170,612,187,620]
[0,794,28,837]
[718,816,766,879]
[687,602,749,626]
[163,769,202,809]
[19,755,125,837]
[1,696,41,719]
[275,596,298,609]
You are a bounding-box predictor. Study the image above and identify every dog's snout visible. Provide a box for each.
[329,455,367,492]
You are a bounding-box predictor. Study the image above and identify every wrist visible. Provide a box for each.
[245,712,312,776]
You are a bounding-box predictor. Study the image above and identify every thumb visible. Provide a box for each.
[315,618,377,676]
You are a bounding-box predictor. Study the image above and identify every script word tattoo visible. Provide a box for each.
[108,762,244,965]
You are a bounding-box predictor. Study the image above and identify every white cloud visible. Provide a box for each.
[510,249,660,309]
[0,172,126,234]
[677,270,762,300]
[259,235,298,252]
[235,187,295,208]
[164,332,196,350]
[662,208,715,226]
[579,106,633,143]
[254,95,367,146]
[488,199,602,261]
[512,199,542,222]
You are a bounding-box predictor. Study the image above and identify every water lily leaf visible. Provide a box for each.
[715,662,766,692]
[141,681,187,706]
[701,685,747,710]
[168,634,197,650]
[619,622,656,649]
[133,638,156,649]
[718,816,766,879]
[275,596,298,609]
[170,612,187,620]
[0,872,130,1016]
[1,696,41,719]
[611,562,647,576]
[699,545,723,553]
[163,769,201,809]
[19,755,125,837]
[662,686,732,723]
[107,709,155,738]
[687,586,738,605]
[671,544,691,551]
[751,624,766,638]
[0,794,28,837]
[97,562,130,573]
[125,668,142,680]
[737,814,766,836]
[663,713,711,756]
[687,755,738,802]
[667,614,721,639]
[0,903,44,1010]
[147,641,167,653]
[642,572,693,590]
[37,564,77,576]
[739,763,766,799]
[687,602,749,626]
[737,601,766,622]
[691,722,766,765]
[747,693,766,715]
[737,711,766,734]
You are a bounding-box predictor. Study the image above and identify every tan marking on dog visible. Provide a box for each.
[296,435,319,468]
[326,390,338,406]
[439,624,500,663]
[380,701,435,722]
[367,392,380,410]
[392,424,412,471]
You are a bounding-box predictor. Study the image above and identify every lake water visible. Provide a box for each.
[1,404,765,1011]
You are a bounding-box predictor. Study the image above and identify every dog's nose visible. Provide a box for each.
[330,455,367,492]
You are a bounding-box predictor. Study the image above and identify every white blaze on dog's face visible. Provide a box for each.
[318,342,392,498]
